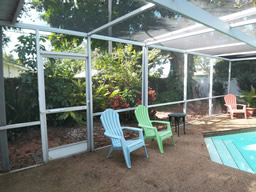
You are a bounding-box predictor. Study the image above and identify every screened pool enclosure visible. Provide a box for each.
[1,0,256,172]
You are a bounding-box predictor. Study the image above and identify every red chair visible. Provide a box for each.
[224,94,247,119]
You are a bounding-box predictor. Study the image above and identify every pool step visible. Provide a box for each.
[213,139,238,169]
[224,140,254,173]
[204,138,222,164]
[205,137,254,174]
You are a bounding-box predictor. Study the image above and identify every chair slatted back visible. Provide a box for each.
[224,94,237,110]
[100,109,123,147]
[135,105,155,136]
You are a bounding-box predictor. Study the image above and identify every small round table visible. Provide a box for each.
[168,113,186,137]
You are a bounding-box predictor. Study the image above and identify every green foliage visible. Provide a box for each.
[5,77,39,125]
[48,33,84,52]
[31,0,175,35]
[214,60,256,94]
[8,34,87,126]
[231,61,256,92]
[1,27,11,47]
[212,60,229,96]
[240,87,256,108]
[14,34,47,69]
[43,58,87,125]
[5,72,86,127]
[92,44,142,112]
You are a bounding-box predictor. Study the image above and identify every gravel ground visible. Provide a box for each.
[1,114,256,192]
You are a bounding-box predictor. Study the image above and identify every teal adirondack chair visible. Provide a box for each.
[135,105,175,153]
[100,109,148,168]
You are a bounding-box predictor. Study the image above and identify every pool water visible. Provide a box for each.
[204,131,256,174]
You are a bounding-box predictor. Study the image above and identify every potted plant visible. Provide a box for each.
[240,87,256,117]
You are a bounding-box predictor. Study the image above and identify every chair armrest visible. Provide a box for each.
[150,120,169,125]
[138,124,158,135]
[104,132,123,140]
[122,127,143,139]
[225,104,233,110]
[237,104,247,109]
[104,132,127,145]
[122,127,142,132]
[150,120,171,131]
[138,124,156,130]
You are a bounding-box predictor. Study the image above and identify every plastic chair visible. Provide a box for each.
[135,105,175,153]
[224,94,247,119]
[100,109,148,168]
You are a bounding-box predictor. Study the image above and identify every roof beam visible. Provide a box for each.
[147,0,256,48]
[216,50,256,57]
[12,0,24,24]
[88,3,155,36]
[187,42,246,52]
[0,21,88,37]
[146,17,256,46]
[146,28,212,45]
[145,7,256,43]
[231,57,256,61]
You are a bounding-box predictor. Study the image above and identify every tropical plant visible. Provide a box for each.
[240,86,256,108]
[14,34,47,70]
[92,44,142,110]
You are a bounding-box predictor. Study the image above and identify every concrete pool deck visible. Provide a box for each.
[1,114,256,192]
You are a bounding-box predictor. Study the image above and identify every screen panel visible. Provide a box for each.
[230,60,256,95]
[8,126,42,170]
[92,42,142,113]
[212,97,226,115]
[187,55,210,100]
[213,59,229,96]
[3,29,39,125]
[47,112,87,149]
[148,49,184,105]
[186,100,209,121]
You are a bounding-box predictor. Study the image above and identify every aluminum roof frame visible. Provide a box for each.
[85,0,256,59]
[0,20,231,61]
[144,7,256,43]
[0,0,24,24]
[1,1,256,61]
[147,0,256,51]
[88,3,155,35]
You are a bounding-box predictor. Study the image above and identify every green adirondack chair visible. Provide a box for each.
[135,105,175,153]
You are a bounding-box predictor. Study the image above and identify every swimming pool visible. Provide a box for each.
[204,131,256,174]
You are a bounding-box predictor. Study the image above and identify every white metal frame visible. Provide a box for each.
[36,30,49,163]
[183,53,188,114]
[36,30,89,162]
[142,46,149,107]
[209,59,214,117]
[147,0,256,48]
[2,0,256,171]
[88,3,155,35]
[145,7,256,43]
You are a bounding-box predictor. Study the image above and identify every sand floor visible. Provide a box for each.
[0,114,256,192]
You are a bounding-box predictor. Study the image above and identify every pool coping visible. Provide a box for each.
[203,127,256,138]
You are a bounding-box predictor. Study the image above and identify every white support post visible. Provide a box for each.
[142,46,149,107]
[183,53,188,114]
[108,0,113,53]
[36,30,49,163]
[209,59,214,117]
[0,27,10,172]
[148,0,256,48]
[228,61,232,94]
[86,37,94,151]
